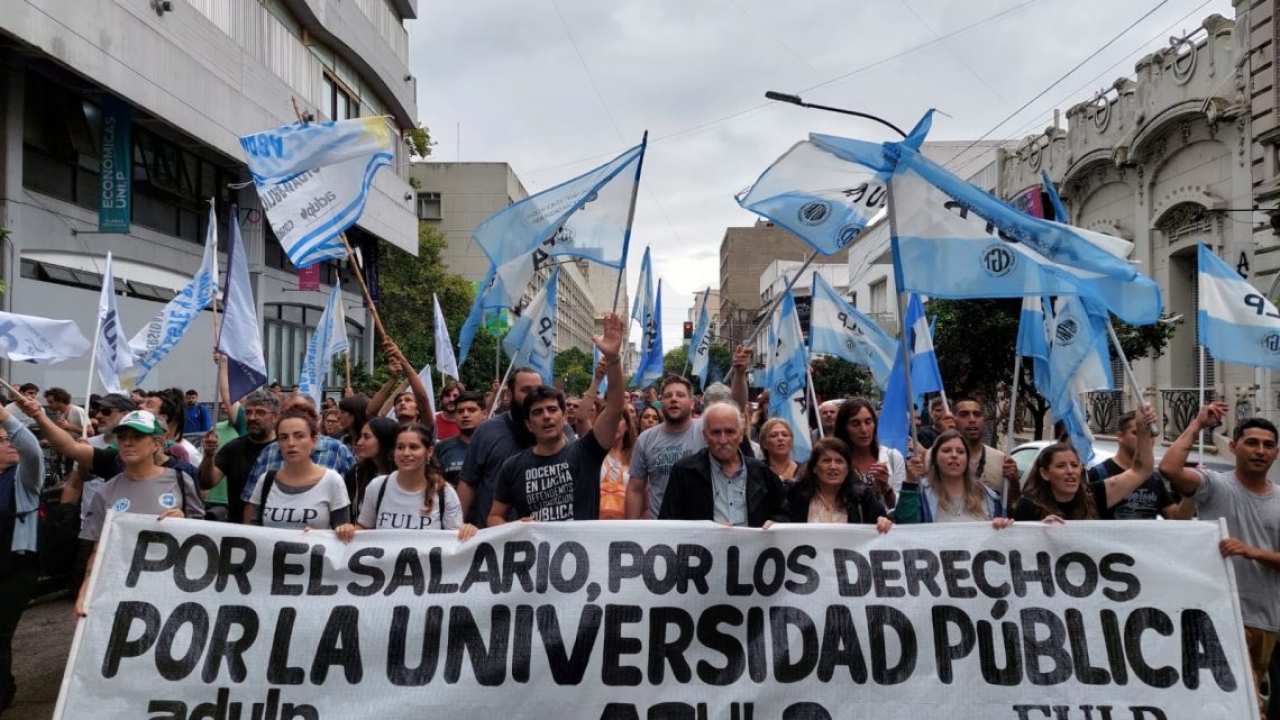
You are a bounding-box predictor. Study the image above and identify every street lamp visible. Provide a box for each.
[764,91,909,138]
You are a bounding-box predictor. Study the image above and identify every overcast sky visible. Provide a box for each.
[407,0,1234,343]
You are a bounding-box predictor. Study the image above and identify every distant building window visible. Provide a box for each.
[417,192,442,220]
[323,75,358,121]
[870,280,887,315]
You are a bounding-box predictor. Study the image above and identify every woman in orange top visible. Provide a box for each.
[599,411,638,519]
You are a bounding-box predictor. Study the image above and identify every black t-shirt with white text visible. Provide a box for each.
[1086,459,1175,520]
[494,430,608,522]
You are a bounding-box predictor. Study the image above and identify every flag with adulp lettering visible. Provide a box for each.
[1198,241,1280,369]
[93,253,132,394]
[502,267,559,385]
[689,287,713,388]
[298,283,349,407]
[808,272,896,390]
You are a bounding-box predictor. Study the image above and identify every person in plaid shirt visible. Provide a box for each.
[239,395,355,511]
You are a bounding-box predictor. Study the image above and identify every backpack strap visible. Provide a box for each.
[373,472,393,526]
[255,470,278,527]
[172,466,189,514]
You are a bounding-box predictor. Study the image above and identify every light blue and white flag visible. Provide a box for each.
[1016,295,1052,399]
[736,112,935,256]
[632,280,665,388]
[878,294,945,455]
[503,267,559,385]
[767,290,812,462]
[1041,170,1069,223]
[433,293,460,381]
[93,253,132,394]
[475,139,645,310]
[1047,295,1113,399]
[760,113,1162,324]
[458,264,506,365]
[689,287,713,388]
[631,246,654,331]
[122,217,219,388]
[1198,241,1280,368]
[240,117,393,268]
[808,272,896,390]
[217,204,268,403]
[298,283,349,408]
[0,312,89,365]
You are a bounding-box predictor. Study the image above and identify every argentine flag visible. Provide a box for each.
[1016,296,1052,399]
[808,272,896,390]
[632,281,665,388]
[474,139,645,310]
[1198,242,1280,368]
[877,294,944,455]
[502,267,559,385]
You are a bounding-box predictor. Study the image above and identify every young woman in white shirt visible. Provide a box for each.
[335,423,477,541]
[246,408,350,530]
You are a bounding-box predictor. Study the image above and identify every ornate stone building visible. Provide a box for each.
[1001,13,1262,442]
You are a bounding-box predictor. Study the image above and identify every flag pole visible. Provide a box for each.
[886,181,918,453]
[744,249,821,347]
[806,365,823,439]
[344,351,353,395]
[612,131,647,314]
[491,355,517,419]
[1006,354,1022,451]
[209,198,223,349]
[1104,321,1152,433]
[83,304,103,441]
[1198,344,1206,458]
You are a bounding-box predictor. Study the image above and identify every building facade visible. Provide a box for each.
[407,161,598,355]
[1001,12,1260,442]
[0,0,421,401]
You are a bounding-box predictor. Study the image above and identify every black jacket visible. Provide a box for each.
[785,481,887,524]
[658,448,790,527]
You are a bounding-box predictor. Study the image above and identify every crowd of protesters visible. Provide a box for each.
[2,315,1279,717]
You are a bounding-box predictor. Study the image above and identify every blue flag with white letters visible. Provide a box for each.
[632,280,664,388]
[503,267,559,385]
[767,290,812,463]
[808,272,896,390]
[689,287,713,388]
[1198,241,1280,368]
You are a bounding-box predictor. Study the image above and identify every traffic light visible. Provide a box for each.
[683,321,693,339]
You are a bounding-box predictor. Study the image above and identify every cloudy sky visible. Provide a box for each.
[407,0,1233,342]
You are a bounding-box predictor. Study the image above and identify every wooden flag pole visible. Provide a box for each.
[344,351,353,394]
[210,198,223,349]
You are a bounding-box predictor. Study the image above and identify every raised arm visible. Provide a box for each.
[589,313,626,449]
[14,395,93,467]
[1099,403,1157,507]
[729,344,751,421]
[366,360,404,418]
[384,338,435,434]
[1159,400,1228,497]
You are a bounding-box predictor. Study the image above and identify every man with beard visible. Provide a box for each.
[198,390,280,523]
[434,381,465,441]
[626,345,752,518]
[952,398,1021,510]
[435,391,485,486]
[459,368,576,527]
[488,314,626,524]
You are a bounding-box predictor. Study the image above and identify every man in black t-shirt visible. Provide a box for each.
[490,313,626,524]
[1087,410,1190,520]
[198,390,280,522]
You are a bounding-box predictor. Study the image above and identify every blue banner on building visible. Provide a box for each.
[98,94,132,233]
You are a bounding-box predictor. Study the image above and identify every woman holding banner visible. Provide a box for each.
[77,410,204,617]
[787,438,891,530]
[245,408,350,529]
[1014,404,1157,522]
[335,423,476,541]
[899,430,1010,526]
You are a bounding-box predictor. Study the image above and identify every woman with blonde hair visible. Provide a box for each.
[899,429,1010,526]
[759,417,800,484]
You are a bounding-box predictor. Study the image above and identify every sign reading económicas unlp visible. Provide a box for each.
[98,94,132,233]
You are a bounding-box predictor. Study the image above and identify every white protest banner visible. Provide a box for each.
[57,516,1255,720]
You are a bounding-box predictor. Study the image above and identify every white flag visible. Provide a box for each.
[298,284,349,408]
[433,294,460,381]
[94,253,133,394]
[0,311,89,365]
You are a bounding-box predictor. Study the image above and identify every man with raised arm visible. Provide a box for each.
[487,313,626,524]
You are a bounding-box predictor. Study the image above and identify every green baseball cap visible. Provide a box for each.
[115,410,166,436]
